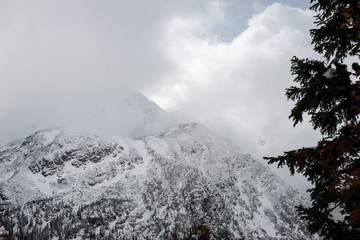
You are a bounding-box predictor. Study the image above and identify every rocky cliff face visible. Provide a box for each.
[0,123,316,239]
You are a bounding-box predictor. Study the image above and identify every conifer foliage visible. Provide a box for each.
[265,1,360,239]
[170,225,244,240]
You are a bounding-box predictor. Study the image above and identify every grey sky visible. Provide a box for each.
[0,0,320,194]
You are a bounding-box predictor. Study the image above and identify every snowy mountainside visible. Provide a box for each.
[121,90,176,138]
[0,89,176,145]
[0,123,316,239]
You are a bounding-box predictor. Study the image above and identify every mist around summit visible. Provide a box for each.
[0,1,321,239]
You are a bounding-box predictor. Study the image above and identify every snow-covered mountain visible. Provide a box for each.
[0,89,176,145]
[95,89,177,139]
[0,123,316,239]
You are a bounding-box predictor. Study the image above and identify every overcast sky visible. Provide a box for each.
[0,0,322,193]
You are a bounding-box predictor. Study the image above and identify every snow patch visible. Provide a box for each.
[323,68,336,79]
[42,129,62,146]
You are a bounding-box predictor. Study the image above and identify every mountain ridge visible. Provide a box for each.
[0,123,317,239]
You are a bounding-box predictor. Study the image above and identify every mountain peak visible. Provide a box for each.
[0,89,177,145]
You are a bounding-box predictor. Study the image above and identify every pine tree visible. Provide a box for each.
[264,1,360,239]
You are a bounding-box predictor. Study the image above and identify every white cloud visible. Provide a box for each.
[0,0,198,143]
[148,4,321,195]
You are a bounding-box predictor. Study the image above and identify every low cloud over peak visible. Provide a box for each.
[1,1,318,158]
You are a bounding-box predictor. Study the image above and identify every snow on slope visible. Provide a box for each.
[0,89,177,145]
[0,123,317,239]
